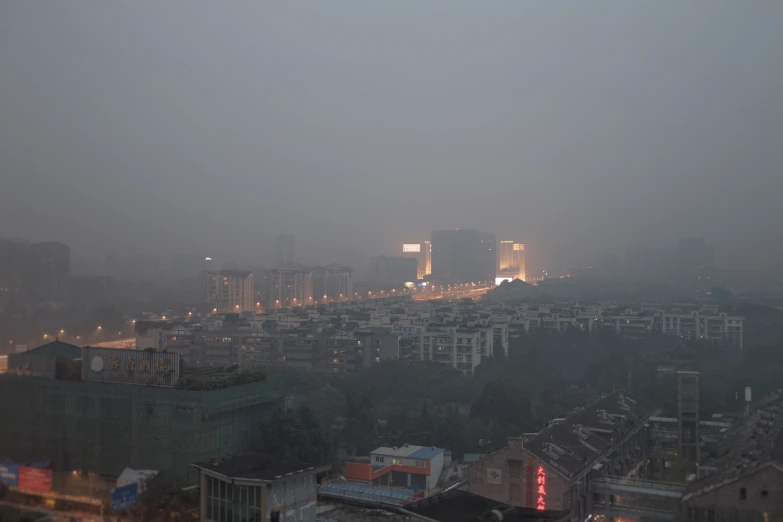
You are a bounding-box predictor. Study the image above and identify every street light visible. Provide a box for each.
[97,326,102,331]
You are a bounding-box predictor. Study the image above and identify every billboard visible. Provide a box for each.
[0,465,18,487]
[18,467,52,493]
[112,482,139,512]
[82,346,181,387]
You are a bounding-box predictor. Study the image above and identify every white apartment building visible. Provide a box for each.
[206,270,254,313]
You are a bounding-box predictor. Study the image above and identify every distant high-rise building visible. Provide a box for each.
[312,264,354,303]
[0,240,27,299]
[498,240,526,281]
[24,242,71,302]
[498,241,514,270]
[478,232,497,283]
[206,270,254,313]
[368,256,417,285]
[401,241,431,279]
[264,265,313,308]
[274,234,295,267]
[323,264,354,302]
[431,229,495,284]
[678,238,714,291]
[513,243,526,282]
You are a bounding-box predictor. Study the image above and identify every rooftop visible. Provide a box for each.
[372,444,444,460]
[522,390,657,480]
[405,490,569,522]
[683,389,783,499]
[193,453,329,482]
[12,339,81,360]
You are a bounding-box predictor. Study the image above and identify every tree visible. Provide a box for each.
[343,391,376,456]
[261,407,336,465]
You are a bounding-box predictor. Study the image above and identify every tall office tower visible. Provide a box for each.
[0,240,27,298]
[265,266,313,308]
[478,232,497,283]
[513,243,526,281]
[678,238,714,291]
[25,241,71,302]
[498,241,526,281]
[274,233,295,267]
[431,229,495,284]
[401,242,431,280]
[677,370,701,463]
[498,240,514,270]
[206,270,254,313]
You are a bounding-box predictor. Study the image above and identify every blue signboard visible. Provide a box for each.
[0,465,19,487]
[111,482,138,512]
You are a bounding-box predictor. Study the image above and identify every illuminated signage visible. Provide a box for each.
[402,244,421,253]
[536,466,546,510]
[82,347,181,387]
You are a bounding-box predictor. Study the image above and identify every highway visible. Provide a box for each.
[412,283,493,301]
[90,338,136,349]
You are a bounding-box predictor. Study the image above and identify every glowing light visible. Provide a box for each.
[97,326,102,331]
[536,466,546,510]
[60,329,65,334]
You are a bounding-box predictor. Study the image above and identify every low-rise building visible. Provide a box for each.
[680,390,783,521]
[467,391,658,519]
[193,454,329,522]
[343,444,446,493]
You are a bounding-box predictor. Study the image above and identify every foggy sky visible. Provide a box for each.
[2,2,782,276]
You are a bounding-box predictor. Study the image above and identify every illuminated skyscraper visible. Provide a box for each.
[498,241,525,281]
[498,240,514,270]
[401,241,431,280]
[513,243,526,281]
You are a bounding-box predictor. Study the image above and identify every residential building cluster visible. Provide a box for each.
[131,297,743,382]
[494,301,744,348]
[205,264,354,313]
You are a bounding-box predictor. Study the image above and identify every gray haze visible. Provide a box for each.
[2,2,782,276]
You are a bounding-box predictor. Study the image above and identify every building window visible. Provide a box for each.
[740,488,747,500]
[509,460,522,479]
[375,456,384,463]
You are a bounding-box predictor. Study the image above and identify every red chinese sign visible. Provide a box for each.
[535,466,546,510]
[18,467,52,493]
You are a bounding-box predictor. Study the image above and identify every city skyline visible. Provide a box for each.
[2,2,783,278]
